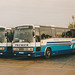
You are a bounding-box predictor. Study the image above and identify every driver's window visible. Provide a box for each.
[35,28,40,42]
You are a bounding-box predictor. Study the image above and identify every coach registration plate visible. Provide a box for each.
[19,52,24,54]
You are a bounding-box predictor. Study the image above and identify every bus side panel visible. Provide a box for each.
[40,44,73,56]
[41,46,47,56]
[36,43,75,57]
[50,45,73,55]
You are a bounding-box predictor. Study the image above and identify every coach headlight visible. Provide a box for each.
[0,47,5,50]
[28,48,33,51]
[13,48,19,51]
[13,48,33,51]
[24,48,33,51]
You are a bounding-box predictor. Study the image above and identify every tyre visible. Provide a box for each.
[45,48,51,59]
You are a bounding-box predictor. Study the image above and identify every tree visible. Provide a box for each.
[68,23,75,28]
[68,15,75,28]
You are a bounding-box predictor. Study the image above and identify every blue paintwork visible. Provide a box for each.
[0,46,7,55]
[72,39,75,41]
[0,46,12,56]
[47,41,71,43]
[14,53,35,57]
[40,40,75,56]
[52,49,73,55]
[13,39,75,57]
[13,43,75,57]
[13,52,44,57]
[0,46,7,52]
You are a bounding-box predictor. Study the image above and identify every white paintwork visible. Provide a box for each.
[0,26,6,29]
[36,42,40,46]
[13,38,75,47]
[0,43,7,46]
[13,24,75,47]
[41,38,75,45]
[13,42,35,47]
[15,24,57,29]
[7,43,11,46]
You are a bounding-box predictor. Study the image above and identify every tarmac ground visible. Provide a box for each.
[0,53,75,75]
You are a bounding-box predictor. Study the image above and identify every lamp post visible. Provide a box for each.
[72,15,75,28]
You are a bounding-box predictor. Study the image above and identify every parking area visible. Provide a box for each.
[0,53,75,75]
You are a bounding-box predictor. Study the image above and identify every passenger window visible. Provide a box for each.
[65,29,72,38]
[40,27,52,39]
[56,28,65,38]
[71,29,75,38]
[51,28,56,38]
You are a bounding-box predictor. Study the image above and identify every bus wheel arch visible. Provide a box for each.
[44,47,52,58]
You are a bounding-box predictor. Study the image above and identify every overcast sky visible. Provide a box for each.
[0,0,75,28]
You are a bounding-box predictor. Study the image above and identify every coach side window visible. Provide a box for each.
[51,28,56,38]
[56,28,65,38]
[65,29,72,38]
[71,29,75,38]
[40,27,52,39]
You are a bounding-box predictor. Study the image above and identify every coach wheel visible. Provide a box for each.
[45,48,51,59]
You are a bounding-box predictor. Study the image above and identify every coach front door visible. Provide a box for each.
[35,28,41,57]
